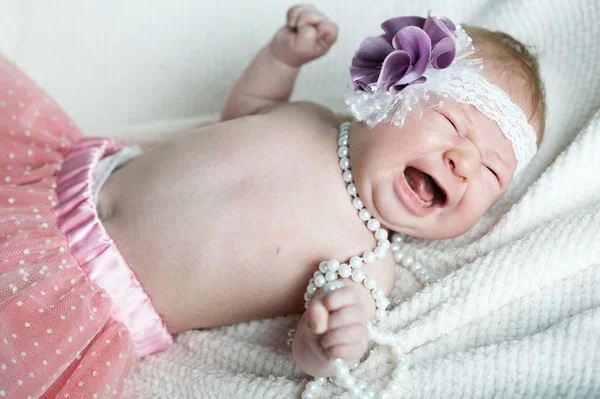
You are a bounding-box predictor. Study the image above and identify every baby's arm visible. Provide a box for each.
[292,260,395,377]
[220,5,338,121]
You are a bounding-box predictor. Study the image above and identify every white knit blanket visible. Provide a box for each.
[122,0,600,397]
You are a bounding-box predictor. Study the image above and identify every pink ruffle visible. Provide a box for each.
[56,138,173,358]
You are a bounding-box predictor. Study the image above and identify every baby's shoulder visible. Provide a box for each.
[259,101,341,129]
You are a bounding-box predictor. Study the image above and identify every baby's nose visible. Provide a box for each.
[444,141,481,180]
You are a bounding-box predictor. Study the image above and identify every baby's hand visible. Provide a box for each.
[269,4,338,68]
[305,285,369,366]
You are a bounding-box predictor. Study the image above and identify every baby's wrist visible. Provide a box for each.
[266,40,303,70]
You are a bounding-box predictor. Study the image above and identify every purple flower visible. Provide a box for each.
[350,14,457,93]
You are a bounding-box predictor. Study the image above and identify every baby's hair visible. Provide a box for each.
[465,27,546,144]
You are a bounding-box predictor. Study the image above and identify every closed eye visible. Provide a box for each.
[444,115,457,132]
[486,165,499,182]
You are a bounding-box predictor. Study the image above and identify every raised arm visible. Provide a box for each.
[220,4,338,121]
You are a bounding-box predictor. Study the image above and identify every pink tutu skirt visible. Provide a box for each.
[0,56,171,398]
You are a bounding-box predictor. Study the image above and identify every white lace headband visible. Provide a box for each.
[345,14,538,176]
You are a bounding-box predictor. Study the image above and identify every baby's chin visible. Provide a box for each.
[376,202,478,240]
[389,221,476,240]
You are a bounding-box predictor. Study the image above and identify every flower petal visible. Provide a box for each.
[392,26,431,85]
[423,14,456,47]
[431,37,456,69]
[440,16,456,31]
[377,50,412,89]
[353,35,394,67]
[350,65,381,89]
[381,16,426,41]
[390,75,427,94]
[350,35,395,89]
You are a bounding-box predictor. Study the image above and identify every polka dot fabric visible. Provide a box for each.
[0,55,137,398]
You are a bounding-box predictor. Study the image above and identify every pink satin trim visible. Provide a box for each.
[56,138,173,358]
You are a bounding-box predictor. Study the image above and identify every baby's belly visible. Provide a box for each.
[100,118,343,333]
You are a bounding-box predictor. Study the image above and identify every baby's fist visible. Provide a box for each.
[270,4,338,68]
[306,284,369,365]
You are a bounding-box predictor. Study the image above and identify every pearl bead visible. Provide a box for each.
[314,275,326,288]
[390,242,401,252]
[363,276,376,289]
[358,209,371,221]
[325,271,338,282]
[352,197,363,210]
[367,218,380,231]
[376,309,387,319]
[315,377,326,384]
[339,264,352,278]
[306,381,319,391]
[343,170,353,183]
[378,239,390,249]
[362,251,376,264]
[340,157,350,170]
[411,262,422,272]
[301,391,314,399]
[327,259,340,272]
[331,358,345,367]
[338,146,349,158]
[393,251,405,262]
[391,233,404,243]
[313,270,322,278]
[376,298,390,309]
[307,284,317,294]
[371,287,384,300]
[375,228,388,240]
[401,256,414,267]
[374,246,386,259]
[347,183,357,196]
[351,269,365,282]
[319,261,328,273]
[338,137,349,146]
[349,256,362,269]
[304,292,312,301]
[350,386,363,396]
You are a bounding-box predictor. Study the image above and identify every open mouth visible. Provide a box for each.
[403,167,447,208]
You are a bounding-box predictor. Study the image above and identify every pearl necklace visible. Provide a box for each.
[299,122,434,399]
[302,122,392,319]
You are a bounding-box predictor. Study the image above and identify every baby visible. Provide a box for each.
[0,4,544,398]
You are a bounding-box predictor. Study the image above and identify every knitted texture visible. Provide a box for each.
[122,0,600,397]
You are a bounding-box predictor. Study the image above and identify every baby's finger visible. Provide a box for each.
[287,4,318,28]
[324,341,369,363]
[307,299,329,335]
[287,4,319,28]
[319,323,368,350]
[296,24,318,44]
[316,20,338,45]
[295,10,328,29]
[322,287,360,312]
[327,304,365,330]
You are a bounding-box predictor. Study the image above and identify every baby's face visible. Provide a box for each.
[349,100,517,239]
